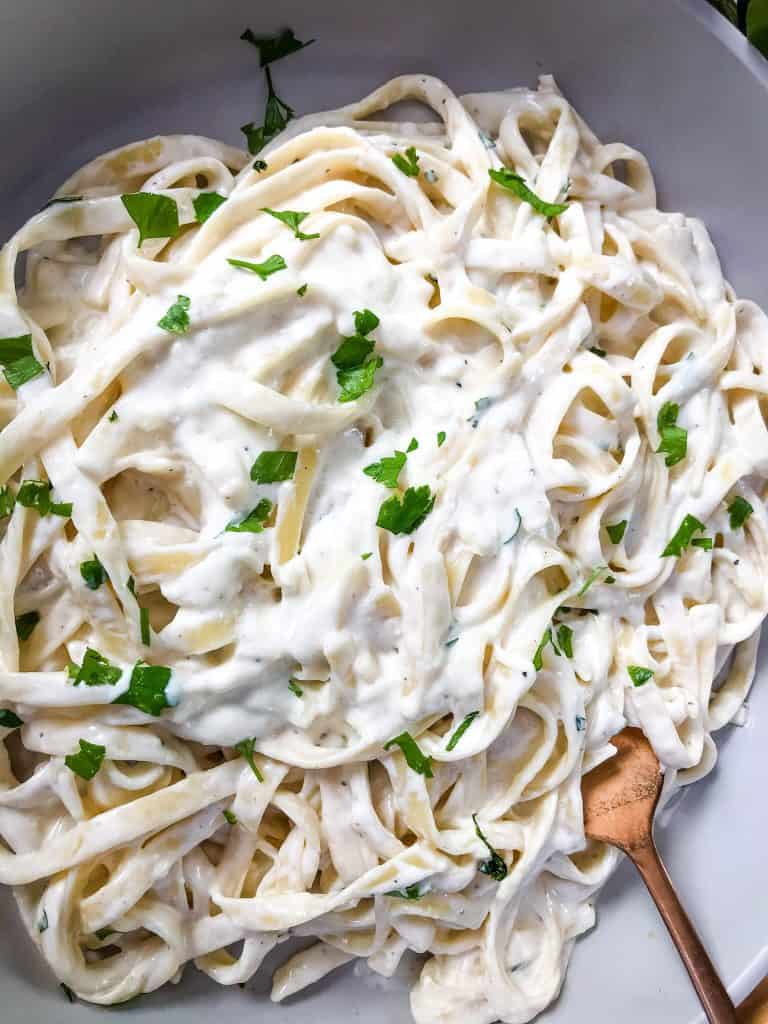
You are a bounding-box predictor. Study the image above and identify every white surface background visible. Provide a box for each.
[0,0,766,1020]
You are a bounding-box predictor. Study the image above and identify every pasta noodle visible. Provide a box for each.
[0,72,766,1023]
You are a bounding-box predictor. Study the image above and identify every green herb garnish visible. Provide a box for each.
[240,27,314,67]
[446,711,479,751]
[288,678,303,697]
[80,554,107,591]
[65,738,106,780]
[250,450,297,483]
[297,283,308,296]
[489,167,568,217]
[577,564,608,596]
[437,431,446,447]
[261,207,319,241]
[330,310,383,402]
[627,665,654,687]
[472,814,508,881]
[139,606,151,646]
[0,334,45,390]
[728,495,753,530]
[589,346,607,358]
[225,498,273,534]
[121,193,179,246]
[656,401,687,467]
[241,66,294,155]
[15,610,39,642]
[384,731,433,777]
[72,647,122,687]
[364,450,407,489]
[533,627,552,671]
[606,520,627,544]
[555,624,574,658]
[108,410,118,422]
[235,736,264,781]
[392,147,420,177]
[361,551,372,560]
[253,159,268,172]
[661,514,707,557]
[193,192,227,224]
[227,254,286,279]
[0,709,23,729]
[0,486,15,517]
[385,883,424,900]
[158,294,191,335]
[223,809,238,826]
[377,485,434,535]
[17,480,70,518]
[113,661,172,715]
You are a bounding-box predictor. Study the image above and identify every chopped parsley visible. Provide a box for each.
[223,809,238,826]
[288,678,303,697]
[384,731,433,777]
[261,207,319,240]
[193,192,227,224]
[297,283,308,296]
[385,883,424,900]
[120,193,180,247]
[253,159,268,172]
[227,254,286,279]
[71,648,122,687]
[437,431,446,447]
[577,564,608,596]
[377,485,434,535]
[225,498,272,533]
[472,814,508,881]
[661,514,708,557]
[241,66,294,155]
[555,623,574,659]
[65,738,106,780]
[235,737,264,781]
[0,486,14,517]
[240,26,314,67]
[627,665,654,687]
[533,627,552,671]
[330,309,383,403]
[392,146,420,177]
[158,294,191,335]
[488,167,569,218]
[364,450,407,489]
[446,711,479,751]
[728,495,753,530]
[139,606,151,647]
[250,450,297,483]
[589,345,607,358]
[691,537,713,550]
[108,410,119,423]
[361,552,372,560]
[656,401,687,467]
[0,709,23,729]
[112,661,172,716]
[17,480,70,518]
[15,610,39,642]
[606,520,627,544]
[80,554,107,591]
[0,334,45,390]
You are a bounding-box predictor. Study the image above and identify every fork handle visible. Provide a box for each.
[629,839,737,1024]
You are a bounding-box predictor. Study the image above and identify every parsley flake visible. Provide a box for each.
[193,192,227,224]
[656,401,687,467]
[71,648,122,687]
[253,159,268,172]
[240,27,314,67]
[225,498,272,534]
[65,738,106,780]
[0,334,45,390]
[15,610,39,642]
[385,883,424,900]
[489,167,568,217]
[728,495,753,530]
[361,552,372,560]
[227,254,286,279]
[556,623,574,658]
[377,485,434,535]
[661,514,707,557]
[288,678,303,697]
[297,283,308,296]
[364,450,407,489]
[17,480,70,518]
[533,627,552,671]
[577,565,609,596]
[113,661,172,716]
[472,814,508,881]
[330,310,383,402]
[108,410,119,423]
[261,207,319,240]
[235,737,264,781]
[223,809,238,826]
[241,66,294,155]
[384,731,433,777]
[627,665,654,687]
[80,554,107,591]
[250,450,297,483]
[0,709,23,729]
[392,146,420,177]
[437,431,446,447]
[0,486,14,517]
[606,520,627,544]
[446,711,479,751]
[157,294,191,335]
[121,193,180,246]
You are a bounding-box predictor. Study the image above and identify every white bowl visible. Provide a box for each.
[0,1,766,1021]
